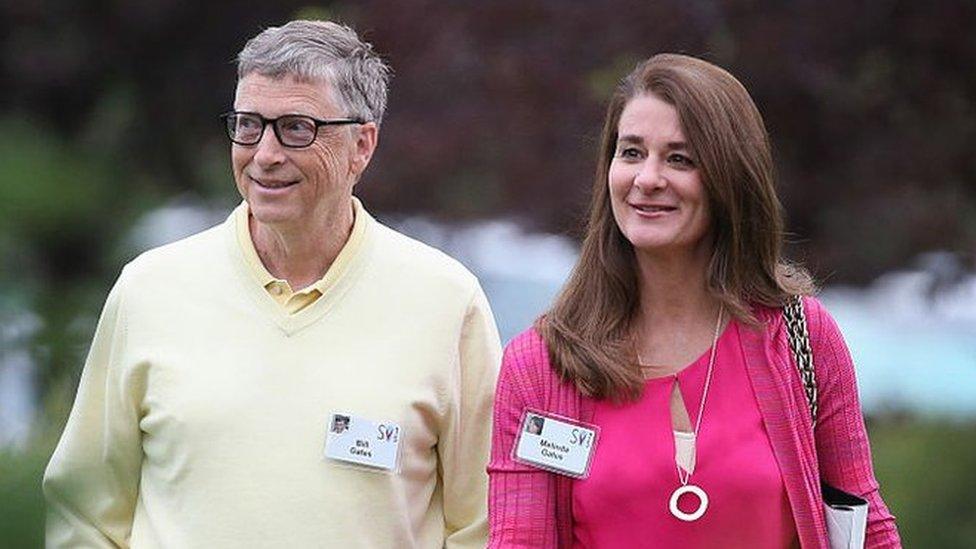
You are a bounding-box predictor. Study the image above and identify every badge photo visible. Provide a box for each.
[324,412,403,473]
[512,409,599,479]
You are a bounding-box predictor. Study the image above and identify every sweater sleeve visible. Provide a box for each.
[805,297,902,548]
[43,268,144,548]
[439,284,503,549]
[487,332,560,548]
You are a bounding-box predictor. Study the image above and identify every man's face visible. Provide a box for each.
[232,73,377,229]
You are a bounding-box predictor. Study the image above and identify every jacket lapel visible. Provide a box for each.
[740,308,826,548]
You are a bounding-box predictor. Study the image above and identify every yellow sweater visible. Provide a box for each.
[43,199,502,548]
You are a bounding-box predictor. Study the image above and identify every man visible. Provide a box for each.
[43,20,501,548]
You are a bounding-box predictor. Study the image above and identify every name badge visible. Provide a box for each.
[513,409,599,478]
[324,412,402,472]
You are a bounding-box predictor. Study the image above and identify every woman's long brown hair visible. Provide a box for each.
[540,53,813,402]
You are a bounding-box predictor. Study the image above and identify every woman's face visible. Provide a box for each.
[608,94,711,259]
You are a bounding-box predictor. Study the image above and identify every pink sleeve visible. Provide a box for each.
[487,333,560,548]
[805,298,902,548]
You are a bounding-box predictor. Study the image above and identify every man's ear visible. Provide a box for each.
[349,122,379,180]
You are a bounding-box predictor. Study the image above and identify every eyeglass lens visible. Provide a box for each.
[226,114,318,147]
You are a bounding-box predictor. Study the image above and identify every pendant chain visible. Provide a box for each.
[635,306,725,486]
[676,306,723,485]
[646,306,725,522]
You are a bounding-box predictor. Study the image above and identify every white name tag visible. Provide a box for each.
[324,412,402,472]
[513,409,599,478]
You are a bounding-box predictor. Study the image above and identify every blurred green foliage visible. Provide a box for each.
[870,418,976,546]
[0,117,142,394]
[0,118,112,239]
[1,446,49,548]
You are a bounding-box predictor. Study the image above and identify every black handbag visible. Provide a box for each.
[783,295,868,549]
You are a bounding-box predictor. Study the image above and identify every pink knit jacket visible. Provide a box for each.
[487,297,901,548]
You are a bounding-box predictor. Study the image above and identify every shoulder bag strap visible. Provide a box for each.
[783,294,818,428]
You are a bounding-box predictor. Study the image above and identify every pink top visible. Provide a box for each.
[572,322,796,548]
[487,297,901,548]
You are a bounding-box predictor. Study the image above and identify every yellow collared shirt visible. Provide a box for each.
[233,199,368,314]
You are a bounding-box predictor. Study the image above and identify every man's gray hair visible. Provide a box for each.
[237,20,391,126]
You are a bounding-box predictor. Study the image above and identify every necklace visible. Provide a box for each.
[637,306,724,522]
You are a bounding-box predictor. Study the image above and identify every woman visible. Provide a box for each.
[487,54,900,548]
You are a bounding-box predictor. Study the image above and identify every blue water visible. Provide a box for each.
[820,283,976,417]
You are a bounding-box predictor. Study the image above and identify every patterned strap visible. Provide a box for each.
[783,295,818,428]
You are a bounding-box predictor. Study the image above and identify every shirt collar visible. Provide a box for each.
[233,197,369,294]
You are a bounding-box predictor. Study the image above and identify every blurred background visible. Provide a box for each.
[1,1,974,546]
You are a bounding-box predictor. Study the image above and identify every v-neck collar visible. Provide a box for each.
[224,197,377,336]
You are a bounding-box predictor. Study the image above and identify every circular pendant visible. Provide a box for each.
[669,484,708,521]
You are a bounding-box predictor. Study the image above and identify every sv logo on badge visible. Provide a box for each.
[377,424,399,442]
[570,428,593,448]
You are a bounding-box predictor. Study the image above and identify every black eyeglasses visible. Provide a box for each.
[221,111,365,148]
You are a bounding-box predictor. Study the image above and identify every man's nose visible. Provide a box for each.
[252,125,287,168]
